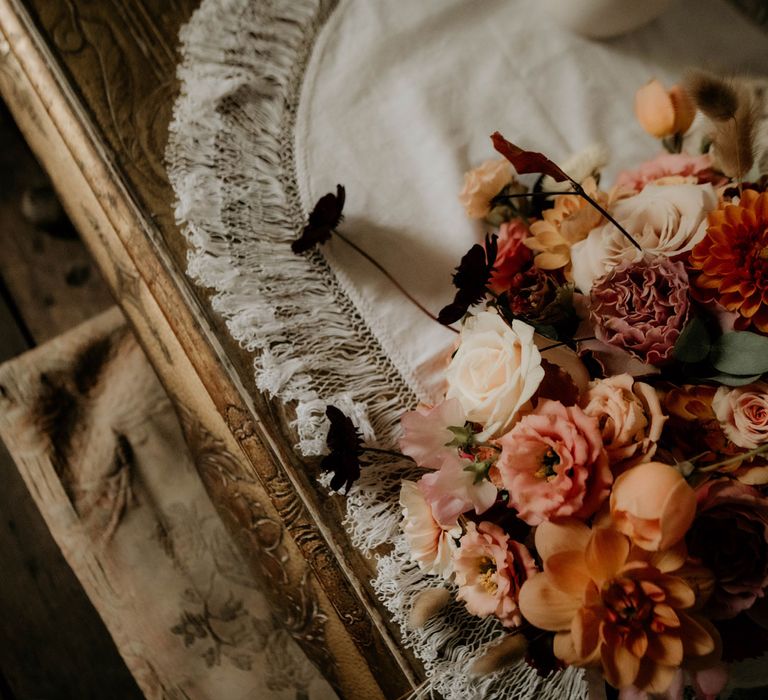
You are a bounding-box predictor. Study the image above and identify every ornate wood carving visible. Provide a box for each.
[1,0,421,696]
[176,403,343,695]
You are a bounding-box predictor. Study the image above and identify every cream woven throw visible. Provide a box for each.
[167,1,768,697]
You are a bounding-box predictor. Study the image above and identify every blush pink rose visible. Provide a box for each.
[418,453,497,526]
[712,382,768,450]
[453,520,537,628]
[488,220,532,294]
[581,374,666,469]
[458,158,513,219]
[615,152,717,193]
[495,399,612,525]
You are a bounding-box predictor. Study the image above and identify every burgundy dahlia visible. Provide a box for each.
[589,256,690,366]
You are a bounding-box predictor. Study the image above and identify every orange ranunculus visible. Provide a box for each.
[610,462,696,551]
[519,520,719,694]
[524,176,606,278]
[690,189,768,333]
[634,79,696,138]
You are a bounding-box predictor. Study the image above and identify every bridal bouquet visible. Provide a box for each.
[294,71,768,699]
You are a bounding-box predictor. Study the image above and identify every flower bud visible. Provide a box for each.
[635,79,696,138]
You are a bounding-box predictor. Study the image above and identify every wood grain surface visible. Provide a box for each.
[0,1,420,697]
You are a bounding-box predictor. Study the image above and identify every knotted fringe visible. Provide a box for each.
[167,1,585,697]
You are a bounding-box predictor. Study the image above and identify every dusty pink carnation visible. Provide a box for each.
[495,399,612,525]
[489,220,532,294]
[712,382,768,450]
[418,453,497,526]
[590,256,690,366]
[453,521,537,628]
[688,479,768,619]
[615,152,716,193]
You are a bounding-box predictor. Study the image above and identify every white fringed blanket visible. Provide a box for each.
[167,2,768,697]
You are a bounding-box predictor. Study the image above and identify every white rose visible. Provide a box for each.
[570,183,717,293]
[445,312,544,439]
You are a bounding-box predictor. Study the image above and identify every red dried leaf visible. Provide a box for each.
[491,132,570,183]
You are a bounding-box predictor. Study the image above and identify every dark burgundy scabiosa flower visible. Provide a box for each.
[687,479,768,620]
[589,256,690,366]
[505,266,574,328]
[321,405,363,493]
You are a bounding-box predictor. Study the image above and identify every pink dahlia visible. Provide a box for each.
[615,152,717,193]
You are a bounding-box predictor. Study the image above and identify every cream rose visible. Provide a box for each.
[458,158,513,219]
[445,312,544,439]
[570,182,717,293]
[581,374,666,468]
[712,382,768,449]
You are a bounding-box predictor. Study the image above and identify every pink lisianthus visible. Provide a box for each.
[399,399,467,469]
[495,399,612,525]
[453,521,536,628]
[399,480,461,577]
[418,453,497,526]
[615,152,717,193]
[488,220,532,294]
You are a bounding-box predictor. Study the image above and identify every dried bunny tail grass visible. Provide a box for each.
[685,70,757,179]
[686,69,740,120]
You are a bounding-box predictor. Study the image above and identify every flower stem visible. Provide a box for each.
[570,181,642,251]
[362,447,412,460]
[333,230,460,334]
[540,336,596,352]
[696,443,768,473]
[494,185,643,251]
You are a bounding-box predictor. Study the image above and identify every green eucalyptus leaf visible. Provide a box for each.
[702,372,764,387]
[709,331,768,375]
[674,317,711,364]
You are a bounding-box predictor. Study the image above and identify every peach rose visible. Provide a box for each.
[712,382,768,450]
[581,374,666,469]
[519,519,718,694]
[634,79,696,138]
[453,521,537,628]
[458,158,513,219]
[445,312,544,439]
[570,183,717,294]
[496,399,612,525]
[400,480,461,577]
[610,462,697,551]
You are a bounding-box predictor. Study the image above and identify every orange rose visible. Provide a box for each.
[610,462,696,551]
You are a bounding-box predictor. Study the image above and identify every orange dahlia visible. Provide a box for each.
[690,189,768,331]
